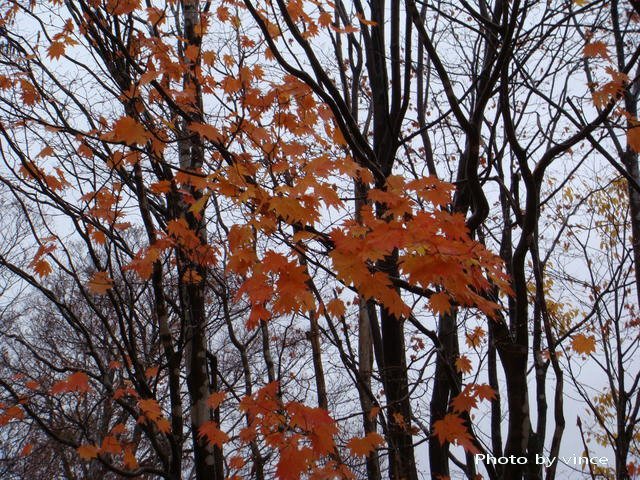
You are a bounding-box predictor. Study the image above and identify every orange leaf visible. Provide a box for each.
[429,292,452,315]
[87,271,113,295]
[325,298,346,318]
[100,435,122,455]
[318,11,332,27]
[451,391,477,413]
[77,444,100,460]
[206,391,226,409]
[356,13,377,26]
[51,371,90,395]
[198,421,229,447]
[571,333,596,355]
[123,447,139,469]
[346,432,385,457]
[32,259,53,277]
[138,398,171,433]
[584,41,609,59]
[47,42,65,60]
[109,116,149,146]
[432,414,478,454]
[465,327,485,348]
[330,24,359,34]
[217,6,230,21]
[455,355,473,374]
[628,125,640,152]
[473,384,497,401]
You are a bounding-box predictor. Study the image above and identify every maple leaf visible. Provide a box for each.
[451,389,478,413]
[108,116,149,146]
[189,122,224,142]
[356,13,378,26]
[628,125,640,153]
[325,298,346,318]
[432,414,479,453]
[330,24,359,34]
[111,0,140,15]
[100,435,122,455]
[346,432,385,457]
[32,259,53,277]
[277,443,313,480]
[206,391,226,409]
[20,443,32,456]
[473,384,497,401]
[287,402,338,455]
[217,6,230,22]
[583,41,609,59]
[229,456,245,469]
[123,447,139,469]
[138,398,171,433]
[465,327,486,348]
[571,333,596,355]
[198,421,229,447]
[318,11,332,27]
[37,146,55,158]
[430,292,452,315]
[455,355,473,374]
[189,193,210,216]
[87,271,113,295]
[77,444,99,460]
[110,423,126,435]
[47,42,65,60]
[51,371,90,395]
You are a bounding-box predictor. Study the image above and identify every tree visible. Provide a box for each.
[0,0,639,480]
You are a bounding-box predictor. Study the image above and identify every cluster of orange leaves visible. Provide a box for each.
[4,0,523,474]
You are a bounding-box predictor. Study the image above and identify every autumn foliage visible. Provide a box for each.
[0,0,640,479]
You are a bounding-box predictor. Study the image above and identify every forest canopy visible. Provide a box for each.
[0,0,638,479]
